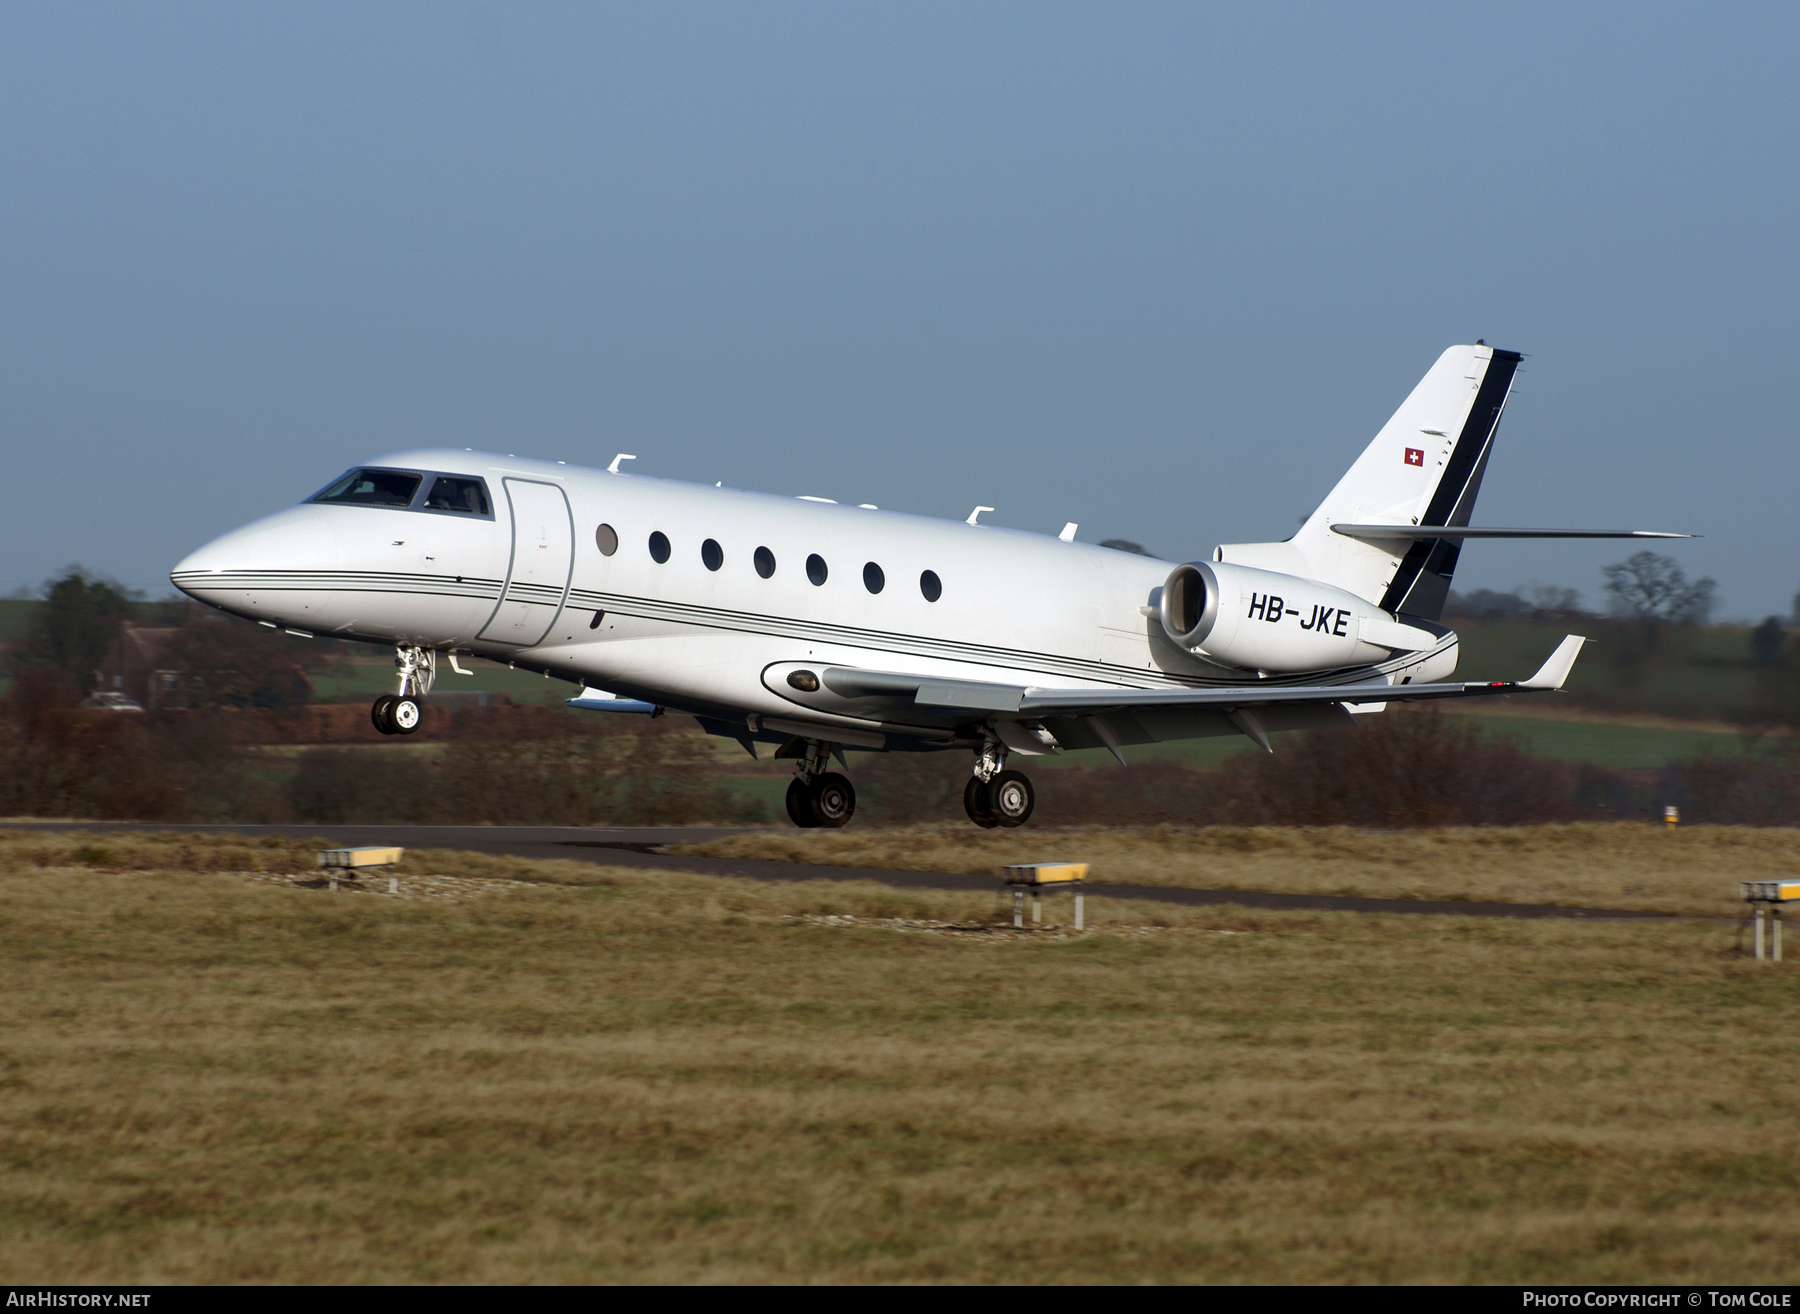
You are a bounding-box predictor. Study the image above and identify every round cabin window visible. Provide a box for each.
[648,531,671,563]
[919,570,942,602]
[754,546,776,579]
[806,554,828,586]
[701,538,724,571]
[863,562,885,594]
[595,524,619,556]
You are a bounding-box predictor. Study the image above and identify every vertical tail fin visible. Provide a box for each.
[1215,343,1522,620]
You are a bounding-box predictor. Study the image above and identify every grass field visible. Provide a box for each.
[1456,619,1769,719]
[673,823,1800,919]
[1447,709,1751,769]
[950,708,1753,773]
[4,829,1800,1283]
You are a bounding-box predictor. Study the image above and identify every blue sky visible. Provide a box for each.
[3,2,1795,617]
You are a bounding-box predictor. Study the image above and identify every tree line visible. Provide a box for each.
[5,567,328,709]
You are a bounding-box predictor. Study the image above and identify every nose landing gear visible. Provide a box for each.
[371,646,436,736]
[372,693,423,734]
[785,739,857,828]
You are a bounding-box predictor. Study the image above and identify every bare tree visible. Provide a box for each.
[1523,583,1583,616]
[1601,551,1716,638]
[1444,587,1529,621]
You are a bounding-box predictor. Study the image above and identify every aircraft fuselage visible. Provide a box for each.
[172,448,1457,750]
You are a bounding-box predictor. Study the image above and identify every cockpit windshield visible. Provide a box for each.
[313,468,421,507]
[424,476,491,515]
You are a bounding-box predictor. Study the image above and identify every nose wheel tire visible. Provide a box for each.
[987,770,1035,827]
[785,778,818,828]
[371,694,422,735]
[807,772,856,828]
[964,775,1000,828]
[390,696,422,734]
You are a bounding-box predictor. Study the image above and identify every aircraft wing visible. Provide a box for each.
[800,636,1586,756]
[822,635,1585,715]
[1017,634,1586,714]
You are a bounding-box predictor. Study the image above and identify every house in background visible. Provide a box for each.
[91,622,315,710]
[91,626,188,710]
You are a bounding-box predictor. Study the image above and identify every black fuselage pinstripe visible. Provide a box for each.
[175,567,1452,693]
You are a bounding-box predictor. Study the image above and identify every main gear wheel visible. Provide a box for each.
[964,775,1000,828]
[787,772,857,828]
[987,770,1034,828]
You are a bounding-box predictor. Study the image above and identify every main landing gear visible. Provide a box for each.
[963,738,1034,828]
[785,739,857,828]
[372,645,436,736]
[775,733,1036,829]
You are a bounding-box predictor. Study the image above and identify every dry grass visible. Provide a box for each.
[3,832,1800,1283]
[672,823,1800,918]
[0,827,600,885]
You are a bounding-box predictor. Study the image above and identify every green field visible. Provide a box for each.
[4,828,1798,1284]
[950,707,1752,774]
[1457,619,1776,721]
[1450,710,1752,769]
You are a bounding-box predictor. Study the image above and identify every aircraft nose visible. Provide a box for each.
[171,509,337,621]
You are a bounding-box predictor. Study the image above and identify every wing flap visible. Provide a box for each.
[916,680,1024,712]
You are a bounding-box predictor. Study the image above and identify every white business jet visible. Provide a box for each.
[172,343,1688,829]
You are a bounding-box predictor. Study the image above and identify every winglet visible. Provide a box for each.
[1520,635,1587,690]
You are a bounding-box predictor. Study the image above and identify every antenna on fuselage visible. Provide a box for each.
[1059,523,1078,542]
[967,506,995,526]
[608,454,637,474]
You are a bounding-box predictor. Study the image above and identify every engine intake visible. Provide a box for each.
[1157,559,1439,672]
[1159,562,1221,648]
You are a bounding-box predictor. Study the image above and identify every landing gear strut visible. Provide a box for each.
[785,739,856,828]
[372,645,436,736]
[963,737,1034,828]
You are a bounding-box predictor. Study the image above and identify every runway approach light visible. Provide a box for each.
[1742,882,1800,962]
[1003,862,1089,930]
[319,846,406,894]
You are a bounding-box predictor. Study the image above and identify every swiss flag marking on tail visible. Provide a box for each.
[1404,448,1424,466]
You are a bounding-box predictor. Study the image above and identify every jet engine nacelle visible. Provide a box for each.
[1159,560,1438,672]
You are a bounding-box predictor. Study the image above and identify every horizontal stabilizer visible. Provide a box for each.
[1519,635,1587,690]
[1332,525,1694,541]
